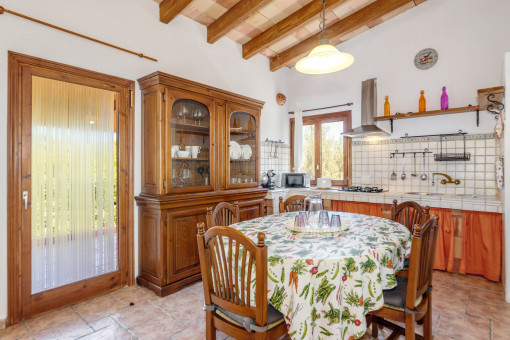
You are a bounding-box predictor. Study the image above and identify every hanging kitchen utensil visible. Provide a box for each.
[421,150,428,181]
[390,153,397,180]
[411,153,418,177]
[401,154,406,180]
[495,109,504,139]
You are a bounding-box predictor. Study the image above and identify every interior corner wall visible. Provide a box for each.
[0,0,289,320]
[504,52,510,302]
[287,0,510,137]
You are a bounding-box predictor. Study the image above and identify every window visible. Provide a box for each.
[290,111,351,186]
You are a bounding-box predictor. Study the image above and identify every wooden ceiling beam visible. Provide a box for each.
[207,0,272,44]
[159,0,193,24]
[269,0,418,72]
[242,0,349,60]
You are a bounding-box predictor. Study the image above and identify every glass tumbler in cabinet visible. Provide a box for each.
[170,99,211,190]
[229,110,258,188]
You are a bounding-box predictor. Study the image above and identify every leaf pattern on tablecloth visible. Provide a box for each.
[230,212,411,340]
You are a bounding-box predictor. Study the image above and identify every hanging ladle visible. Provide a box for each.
[421,149,428,181]
[411,153,418,177]
[401,154,406,180]
[390,153,397,180]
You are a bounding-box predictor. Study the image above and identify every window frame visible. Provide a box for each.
[290,110,352,187]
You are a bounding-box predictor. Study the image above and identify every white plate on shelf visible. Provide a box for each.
[229,141,241,159]
[240,145,252,159]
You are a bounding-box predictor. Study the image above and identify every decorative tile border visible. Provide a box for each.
[352,133,496,145]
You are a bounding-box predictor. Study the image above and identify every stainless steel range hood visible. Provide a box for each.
[342,79,390,138]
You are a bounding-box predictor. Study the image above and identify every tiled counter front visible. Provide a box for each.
[266,188,503,213]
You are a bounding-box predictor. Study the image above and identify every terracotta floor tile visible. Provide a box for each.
[470,287,508,306]
[24,307,81,333]
[467,299,510,325]
[166,299,206,326]
[491,320,510,340]
[0,323,30,340]
[435,314,490,340]
[130,314,187,340]
[453,274,496,291]
[432,298,467,319]
[78,323,135,340]
[493,282,504,292]
[111,302,163,328]
[74,295,128,323]
[172,321,229,340]
[30,317,93,340]
[184,290,205,301]
[112,286,156,305]
[464,313,490,328]
[149,291,198,312]
[87,316,117,331]
[433,285,470,305]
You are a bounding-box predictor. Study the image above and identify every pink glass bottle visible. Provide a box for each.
[441,86,449,110]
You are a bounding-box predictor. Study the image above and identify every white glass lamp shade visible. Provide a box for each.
[296,41,354,74]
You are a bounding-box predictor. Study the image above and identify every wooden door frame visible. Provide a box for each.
[7,51,135,325]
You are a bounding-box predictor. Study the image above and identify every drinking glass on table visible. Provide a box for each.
[307,194,323,227]
[331,214,342,228]
[319,211,330,227]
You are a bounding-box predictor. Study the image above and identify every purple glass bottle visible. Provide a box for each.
[441,86,449,110]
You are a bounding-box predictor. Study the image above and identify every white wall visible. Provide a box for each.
[287,0,510,138]
[0,0,289,320]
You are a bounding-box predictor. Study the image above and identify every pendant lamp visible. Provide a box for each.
[295,0,354,74]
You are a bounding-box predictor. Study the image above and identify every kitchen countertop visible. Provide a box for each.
[264,187,502,213]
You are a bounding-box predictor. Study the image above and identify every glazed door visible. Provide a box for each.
[14,61,133,320]
[164,87,217,194]
[226,102,260,189]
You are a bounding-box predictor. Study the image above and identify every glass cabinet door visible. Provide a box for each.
[229,111,257,187]
[170,99,211,189]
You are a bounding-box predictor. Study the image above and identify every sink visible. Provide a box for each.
[456,194,495,199]
[405,192,443,196]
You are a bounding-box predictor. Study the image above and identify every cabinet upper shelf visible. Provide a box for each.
[172,122,209,133]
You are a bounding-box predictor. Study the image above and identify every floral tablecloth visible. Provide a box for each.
[230,212,411,340]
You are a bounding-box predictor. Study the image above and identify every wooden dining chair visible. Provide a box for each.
[197,222,288,340]
[206,202,240,229]
[370,215,439,340]
[391,200,431,234]
[279,195,308,213]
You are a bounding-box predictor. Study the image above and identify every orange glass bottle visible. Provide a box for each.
[419,90,426,112]
[384,96,390,116]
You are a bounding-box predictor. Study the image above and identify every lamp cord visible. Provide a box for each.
[319,0,327,41]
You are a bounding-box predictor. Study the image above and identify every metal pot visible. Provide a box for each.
[260,173,269,187]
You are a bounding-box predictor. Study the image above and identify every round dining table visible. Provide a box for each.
[230,211,412,340]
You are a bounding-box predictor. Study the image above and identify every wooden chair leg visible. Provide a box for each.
[254,331,267,340]
[404,314,415,340]
[206,311,216,340]
[423,295,433,340]
[372,316,379,338]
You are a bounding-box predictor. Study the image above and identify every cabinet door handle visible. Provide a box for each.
[23,191,28,210]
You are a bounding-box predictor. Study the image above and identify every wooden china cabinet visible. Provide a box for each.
[135,72,266,296]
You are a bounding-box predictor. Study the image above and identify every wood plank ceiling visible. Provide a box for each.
[154,0,427,72]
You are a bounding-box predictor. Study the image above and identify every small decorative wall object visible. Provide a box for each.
[419,90,426,112]
[384,96,390,116]
[276,93,287,106]
[441,86,449,110]
[414,48,438,70]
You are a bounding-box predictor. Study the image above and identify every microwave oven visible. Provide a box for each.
[279,173,311,188]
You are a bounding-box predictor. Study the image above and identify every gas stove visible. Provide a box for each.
[339,186,385,193]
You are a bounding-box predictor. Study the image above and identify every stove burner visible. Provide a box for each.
[340,186,384,193]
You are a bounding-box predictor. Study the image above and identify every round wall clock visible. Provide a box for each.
[414,48,438,70]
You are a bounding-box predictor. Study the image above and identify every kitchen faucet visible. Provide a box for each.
[431,173,461,186]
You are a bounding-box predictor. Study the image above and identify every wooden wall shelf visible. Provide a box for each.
[374,105,480,133]
[374,105,479,121]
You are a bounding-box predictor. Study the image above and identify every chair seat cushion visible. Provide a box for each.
[383,276,423,311]
[216,304,285,332]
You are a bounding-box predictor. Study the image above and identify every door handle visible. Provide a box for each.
[23,191,28,210]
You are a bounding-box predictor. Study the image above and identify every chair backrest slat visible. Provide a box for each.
[207,202,240,229]
[391,200,430,233]
[279,195,308,213]
[198,223,267,321]
[406,216,439,310]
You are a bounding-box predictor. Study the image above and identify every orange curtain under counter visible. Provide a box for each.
[331,200,382,217]
[430,208,455,272]
[459,211,503,282]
